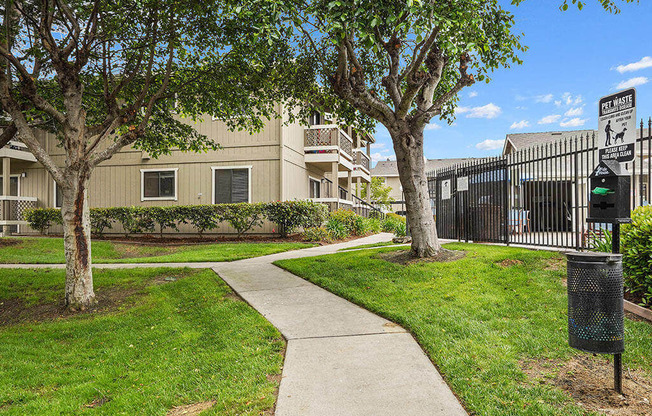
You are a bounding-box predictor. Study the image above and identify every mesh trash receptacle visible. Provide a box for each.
[566,252,624,354]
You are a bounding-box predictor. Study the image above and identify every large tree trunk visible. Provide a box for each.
[391,126,441,257]
[60,171,96,310]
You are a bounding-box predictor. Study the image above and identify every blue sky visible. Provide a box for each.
[371,0,652,165]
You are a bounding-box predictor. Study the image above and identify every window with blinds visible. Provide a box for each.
[309,178,320,198]
[214,168,249,204]
[142,170,176,199]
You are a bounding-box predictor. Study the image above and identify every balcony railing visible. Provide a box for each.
[356,151,370,171]
[0,195,38,225]
[304,125,354,159]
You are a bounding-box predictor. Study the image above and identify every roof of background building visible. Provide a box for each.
[372,158,476,176]
[504,130,595,153]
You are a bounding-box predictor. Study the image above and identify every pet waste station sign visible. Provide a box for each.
[598,88,636,163]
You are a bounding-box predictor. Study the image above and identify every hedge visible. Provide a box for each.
[621,206,652,306]
[23,200,329,238]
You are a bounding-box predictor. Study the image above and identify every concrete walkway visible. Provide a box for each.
[1,233,466,414]
[213,233,467,416]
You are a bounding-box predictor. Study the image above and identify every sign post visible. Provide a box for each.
[598,88,636,163]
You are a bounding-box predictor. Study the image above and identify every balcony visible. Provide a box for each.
[0,195,38,228]
[308,178,353,211]
[0,140,37,162]
[304,125,354,171]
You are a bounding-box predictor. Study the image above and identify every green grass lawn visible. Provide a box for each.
[0,267,284,415]
[0,237,314,264]
[275,243,652,416]
[338,241,399,251]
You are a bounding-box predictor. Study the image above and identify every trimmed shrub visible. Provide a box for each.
[222,203,265,238]
[109,207,155,236]
[24,208,62,234]
[381,214,406,235]
[180,205,223,237]
[622,206,652,306]
[148,206,181,237]
[90,208,114,237]
[302,226,332,242]
[265,200,328,237]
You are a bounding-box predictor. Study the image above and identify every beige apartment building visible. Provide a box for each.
[0,104,373,235]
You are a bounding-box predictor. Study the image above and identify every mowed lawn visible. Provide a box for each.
[275,243,652,416]
[0,267,284,415]
[0,237,314,264]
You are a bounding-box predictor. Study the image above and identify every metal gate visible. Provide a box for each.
[432,158,508,243]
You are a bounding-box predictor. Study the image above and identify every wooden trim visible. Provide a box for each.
[624,299,652,322]
[140,168,179,201]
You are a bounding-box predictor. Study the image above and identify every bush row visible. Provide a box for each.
[302,209,405,242]
[24,201,329,238]
[622,206,652,306]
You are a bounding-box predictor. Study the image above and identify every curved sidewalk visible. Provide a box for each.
[213,234,467,416]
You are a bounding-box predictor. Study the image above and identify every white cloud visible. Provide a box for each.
[425,122,441,131]
[468,91,478,98]
[510,120,530,130]
[476,139,504,151]
[560,118,587,127]
[616,76,649,90]
[535,94,554,103]
[554,100,562,107]
[565,107,584,117]
[615,56,652,74]
[456,103,502,119]
[538,114,561,124]
[371,142,386,149]
[560,92,583,106]
[371,152,395,163]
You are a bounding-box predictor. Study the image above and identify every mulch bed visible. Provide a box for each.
[377,248,466,266]
[521,355,652,415]
[0,239,19,248]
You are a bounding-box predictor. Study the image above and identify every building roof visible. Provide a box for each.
[504,130,595,153]
[372,158,476,177]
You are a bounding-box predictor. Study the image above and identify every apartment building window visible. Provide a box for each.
[309,111,322,126]
[53,181,63,208]
[141,168,178,201]
[309,178,320,198]
[212,166,251,204]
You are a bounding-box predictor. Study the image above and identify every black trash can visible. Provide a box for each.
[566,252,624,354]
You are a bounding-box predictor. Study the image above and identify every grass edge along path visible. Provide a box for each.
[274,243,652,416]
[0,237,314,264]
[0,267,284,415]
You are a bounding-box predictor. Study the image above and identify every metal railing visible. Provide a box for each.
[428,118,652,250]
[353,194,386,219]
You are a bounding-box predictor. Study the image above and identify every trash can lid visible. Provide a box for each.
[565,251,622,263]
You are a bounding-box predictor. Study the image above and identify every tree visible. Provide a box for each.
[360,177,394,211]
[0,0,296,310]
[290,0,636,257]
[291,0,523,257]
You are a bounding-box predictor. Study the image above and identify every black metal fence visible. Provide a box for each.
[428,118,652,249]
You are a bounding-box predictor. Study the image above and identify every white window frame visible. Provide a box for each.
[211,165,252,204]
[140,168,179,201]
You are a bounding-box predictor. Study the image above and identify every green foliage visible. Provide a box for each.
[361,177,395,210]
[622,206,652,306]
[363,217,382,234]
[222,203,265,238]
[329,209,365,236]
[325,219,349,240]
[90,208,114,237]
[302,227,333,242]
[512,0,637,14]
[588,228,613,252]
[381,213,406,236]
[26,201,330,239]
[148,206,181,237]
[265,200,329,237]
[23,208,62,234]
